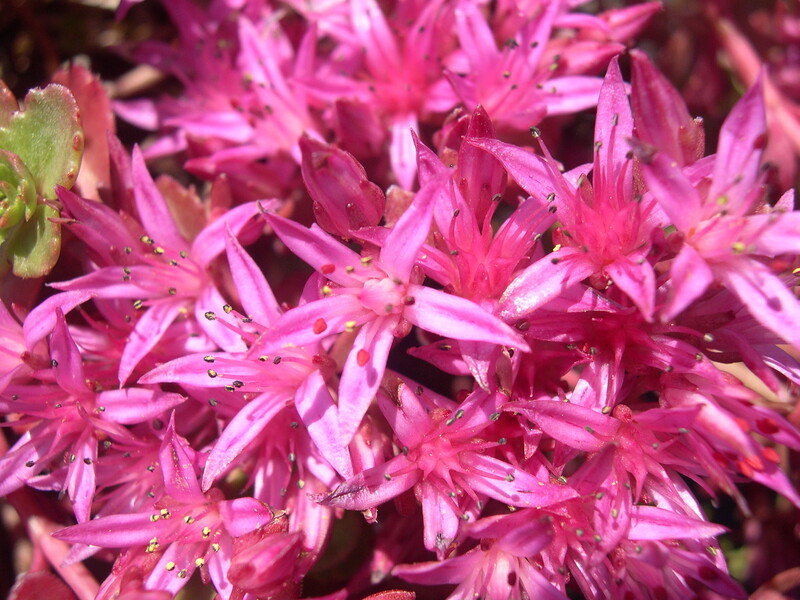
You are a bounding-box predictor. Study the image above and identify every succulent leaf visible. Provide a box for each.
[6,204,61,278]
[0,82,83,199]
[0,150,36,231]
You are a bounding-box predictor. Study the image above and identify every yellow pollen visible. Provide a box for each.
[195,557,205,568]
[360,256,373,265]
[345,320,357,332]
[149,514,159,522]
[202,526,211,538]
[184,515,195,524]
[211,543,220,552]
[160,508,171,518]
[154,246,165,255]
[321,285,332,296]
[552,244,562,252]
[345,265,355,273]
[731,241,746,254]
[165,561,176,571]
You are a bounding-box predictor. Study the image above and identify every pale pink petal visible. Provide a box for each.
[24,290,94,350]
[389,113,419,191]
[202,393,285,491]
[160,414,203,500]
[405,284,529,351]
[296,370,354,479]
[131,146,187,252]
[224,227,281,326]
[628,505,727,540]
[190,201,267,268]
[66,434,97,523]
[195,285,247,352]
[119,300,185,385]
[337,319,395,443]
[498,248,596,320]
[716,258,800,349]
[604,253,655,320]
[662,243,714,321]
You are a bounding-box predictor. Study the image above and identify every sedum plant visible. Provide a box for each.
[0,81,83,278]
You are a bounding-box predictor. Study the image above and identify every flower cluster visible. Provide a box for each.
[2,1,800,599]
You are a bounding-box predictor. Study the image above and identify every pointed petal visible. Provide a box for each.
[190,201,267,267]
[604,253,655,320]
[338,320,395,443]
[119,300,184,385]
[708,77,766,213]
[97,388,185,424]
[50,309,87,396]
[67,435,97,523]
[324,457,419,510]
[224,227,281,326]
[464,453,577,507]
[405,284,529,350]
[662,243,714,321]
[195,284,247,352]
[264,214,362,287]
[380,176,442,281]
[202,393,285,491]
[716,258,800,349]
[467,138,553,200]
[131,146,187,251]
[160,414,203,500]
[53,513,165,547]
[389,113,419,191]
[499,248,596,320]
[296,370,353,479]
[628,505,727,540]
[24,290,94,350]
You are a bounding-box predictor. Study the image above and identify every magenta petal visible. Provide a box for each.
[218,497,274,536]
[296,370,354,479]
[707,76,766,214]
[195,284,247,352]
[159,414,203,500]
[50,309,87,396]
[593,57,633,195]
[190,201,266,268]
[628,505,727,540]
[542,76,605,115]
[420,479,461,555]
[716,258,800,349]
[324,457,419,510]
[53,513,165,546]
[337,319,395,444]
[119,299,185,385]
[130,146,187,252]
[24,290,94,350]
[96,388,185,424]
[257,295,368,352]
[224,227,281,326]
[604,253,655,320]
[389,113,419,191]
[499,248,596,320]
[662,243,714,321]
[637,145,702,234]
[265,214,362,287]
[66,434,97,523]
[380,174,442,281]
[513,400,614,452]
[405,284,529,351]
[464,453,577,507]
[467,138,553,200]
[202,392,285,491]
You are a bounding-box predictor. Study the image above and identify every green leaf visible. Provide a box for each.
[0,149,37,229]
[8,204,61,278]
[0,83,83,200]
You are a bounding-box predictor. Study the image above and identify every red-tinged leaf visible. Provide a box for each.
[628,505,727,540]
[9,571,77,600]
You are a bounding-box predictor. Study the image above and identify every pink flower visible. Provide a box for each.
[261,178,529,443]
